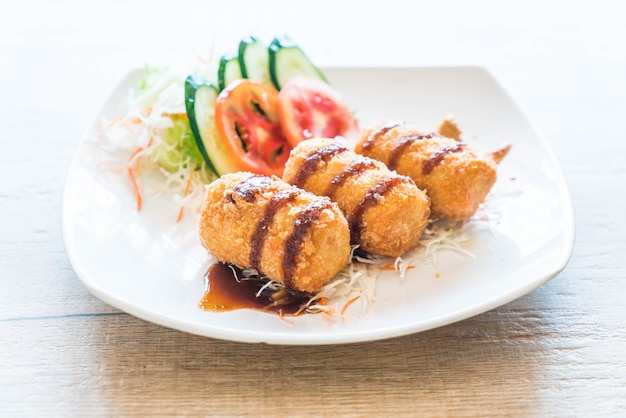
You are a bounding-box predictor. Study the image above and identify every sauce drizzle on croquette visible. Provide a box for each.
[282,200,334,288]
[324,157,378,198]
[348,175,412,245]
[292,143,349,188]
[361,120,405,150]
[249,189,301,271]
[230,174,273,202]
[422,142,467,174]
[387,133,436,170]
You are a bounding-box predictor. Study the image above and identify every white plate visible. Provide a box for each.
[62,66,574,345]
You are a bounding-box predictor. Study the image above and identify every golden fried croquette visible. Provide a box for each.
[283,137,431,257]
[198,172,351,293]
[437,115,462,141]
[355,120,511,220]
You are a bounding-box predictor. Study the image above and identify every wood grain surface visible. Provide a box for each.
[2,2,625,417]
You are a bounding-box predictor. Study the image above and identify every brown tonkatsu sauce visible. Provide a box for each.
[292,143,348,188]
[282,200,333,288]
[199,262,311,316]
[361,120,405,150]
[324,157,378,198]
[249,189,300,271]
[348,176,410,244]
[422,143,466,174]
[230,174,272,202]
[387,133,436,170]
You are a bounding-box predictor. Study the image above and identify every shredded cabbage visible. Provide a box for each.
[303,218,477,317]
[96,64,216,222]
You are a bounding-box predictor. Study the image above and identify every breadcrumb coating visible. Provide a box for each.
[356,120,510,220]
[198,172,351,293]
[283,138,431,257]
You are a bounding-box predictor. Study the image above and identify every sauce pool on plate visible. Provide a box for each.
[199,262,312,316]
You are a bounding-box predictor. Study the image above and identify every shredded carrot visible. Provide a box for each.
[93,115,125,138]
[197,42,216,64]
[98,161,126,173]
[126,146,146,211]
[340,294,361,316]
[382,258,415,271]
[380,260,397,271]
[175,207,184,223]
[167,112,188,120]
[319,297,328,306]
[175,170,195,223]
[128,146,144,165]
[121,116,143,127]
[103,115,124,130]
[278,310,294,324]
[127,167,142,211]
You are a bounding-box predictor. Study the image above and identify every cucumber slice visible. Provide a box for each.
[268,35,327,89]
[185,75,239,176]
[238,36,273,87]
[218,53,242,91]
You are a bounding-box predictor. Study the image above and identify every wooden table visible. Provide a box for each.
[2,3,625,416]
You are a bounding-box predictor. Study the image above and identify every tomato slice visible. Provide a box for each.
[214,79,291,177]
[277,75,360,147]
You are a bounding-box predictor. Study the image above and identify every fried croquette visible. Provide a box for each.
[198,172,351,293]
[436,115,462,141]
[282,137,431,257]
[356,120,511,220]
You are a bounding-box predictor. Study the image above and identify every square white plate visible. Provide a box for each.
[62,66,574,345]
